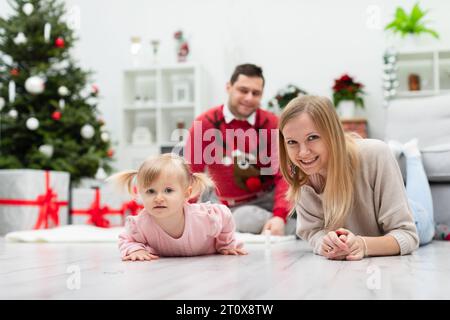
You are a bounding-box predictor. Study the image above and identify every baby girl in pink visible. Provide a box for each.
[109,153,246,261]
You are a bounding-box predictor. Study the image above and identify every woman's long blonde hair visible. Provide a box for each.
[278,95,360,230]
[107,153,214,199]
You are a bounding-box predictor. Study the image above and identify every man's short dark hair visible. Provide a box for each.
[230,63,265,86]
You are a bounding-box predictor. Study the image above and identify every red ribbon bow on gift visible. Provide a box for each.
[71,188,124,228]
[121,199,143,216]
[0,171,68,229]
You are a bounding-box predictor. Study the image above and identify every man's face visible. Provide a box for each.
[226,74,264,119]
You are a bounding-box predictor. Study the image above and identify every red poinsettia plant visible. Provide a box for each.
[332,74,365,108]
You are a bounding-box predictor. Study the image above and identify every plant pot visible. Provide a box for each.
[389,34,438,50]
[338,101,356,118]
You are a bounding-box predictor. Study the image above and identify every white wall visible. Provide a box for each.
[2,0,450,157]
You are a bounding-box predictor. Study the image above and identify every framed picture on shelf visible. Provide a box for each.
[172,82,190,104]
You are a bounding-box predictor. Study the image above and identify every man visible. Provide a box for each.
[185,64,295,235]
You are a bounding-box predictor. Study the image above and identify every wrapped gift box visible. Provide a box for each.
[70,184,143,228]
[0,169,70,236]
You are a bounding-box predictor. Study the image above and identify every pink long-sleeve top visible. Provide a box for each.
[118,202,243,258]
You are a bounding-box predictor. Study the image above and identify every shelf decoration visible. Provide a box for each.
[382,48,399,106]
[174,30,189,62]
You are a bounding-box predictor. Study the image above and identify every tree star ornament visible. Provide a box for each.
[13,32,27,45]
[25,76,45,94]
[22,3,34,15]
[81,124,95,139]
[26,117,40,130]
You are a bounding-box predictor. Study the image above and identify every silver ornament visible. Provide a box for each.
[25,76,45,94]
[100,132,109,142]
[26,117,39,130]
[13,32,27,45]
[39,144,54,158]
[0,97,5,110]
[8,109,18,119]
[81,124,95,139]
[58,86,70,96]
[95,167,107,180]
[8,80,15,103]
[22,3,34,15]
[59,99,65,109]
[44,23,51,42]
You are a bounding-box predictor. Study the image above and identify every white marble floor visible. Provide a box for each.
[1,238,450,300]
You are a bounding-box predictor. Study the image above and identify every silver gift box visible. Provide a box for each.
[0,169,70,236]
[71,184,129,227]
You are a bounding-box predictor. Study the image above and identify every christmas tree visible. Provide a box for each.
[0,0,113,184]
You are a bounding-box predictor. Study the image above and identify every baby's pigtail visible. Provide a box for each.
[106,170,139,197]
[190,172,215,200]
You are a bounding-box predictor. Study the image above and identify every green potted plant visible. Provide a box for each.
[385,3,439,40]
[332,74,365,118]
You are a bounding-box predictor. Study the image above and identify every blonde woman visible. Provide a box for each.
[278,95,433,260]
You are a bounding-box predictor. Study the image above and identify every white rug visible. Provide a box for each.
[4,225,296,244]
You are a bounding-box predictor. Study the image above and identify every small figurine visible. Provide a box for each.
[174,30,189,62]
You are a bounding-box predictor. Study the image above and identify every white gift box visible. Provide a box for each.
[0,169,70,236]
[70,184,132,227]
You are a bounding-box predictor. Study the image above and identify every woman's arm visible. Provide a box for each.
[362,234,400,256]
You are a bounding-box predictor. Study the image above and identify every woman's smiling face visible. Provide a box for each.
[282,112,329,176]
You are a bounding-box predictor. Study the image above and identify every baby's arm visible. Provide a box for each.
[213,204,247,255]
[118,216,159,261]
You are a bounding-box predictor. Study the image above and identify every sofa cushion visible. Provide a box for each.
[431,183,450,226]
[422,144,450,182]
[389,143,450,183]
[385,94,450,148]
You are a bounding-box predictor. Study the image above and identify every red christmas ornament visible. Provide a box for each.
[92,84,99,95]
[446,234,450,241]
[55,37,65,48]
[107,149,114,158]
[52,111,61,120]
[10,68,19,76]
[245,176,262,192]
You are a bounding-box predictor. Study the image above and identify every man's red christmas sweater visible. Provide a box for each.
[184,105,292,221]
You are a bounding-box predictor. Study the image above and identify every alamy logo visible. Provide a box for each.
[366,5,382,30]
[66,265,81,290]
[366,265,381,290]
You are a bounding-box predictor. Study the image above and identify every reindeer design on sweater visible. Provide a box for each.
[206,110,270,193]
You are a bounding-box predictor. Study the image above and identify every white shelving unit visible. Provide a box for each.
[118,63,204,170]
[395,48,450,98]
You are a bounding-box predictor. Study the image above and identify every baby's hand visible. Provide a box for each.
[122,249,159,261]
[219,248,248,256]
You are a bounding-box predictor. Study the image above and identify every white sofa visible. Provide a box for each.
[385,94,450,228]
